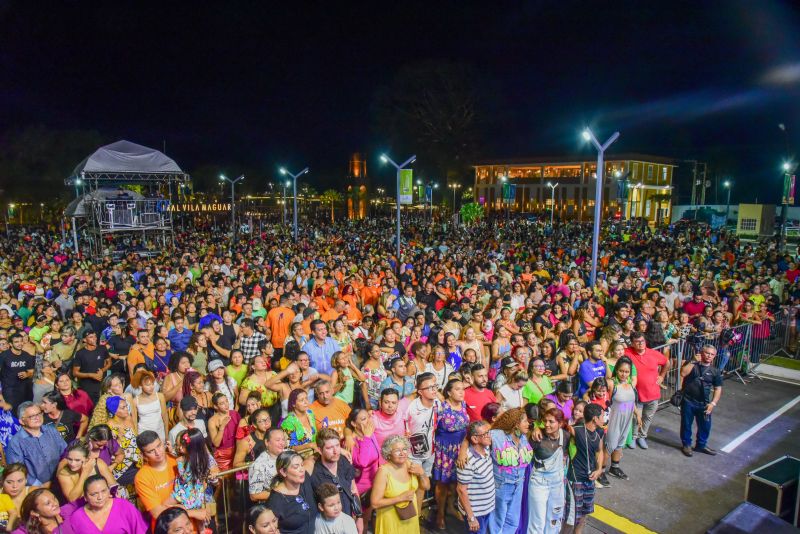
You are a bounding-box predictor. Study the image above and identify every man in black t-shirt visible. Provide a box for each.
[306,428,359,518]
[568,403,605,533]
[0,333,35,412]
[72,331,111,403]
[679,345,723,457]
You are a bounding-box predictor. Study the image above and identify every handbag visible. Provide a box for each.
[395,500,417,520]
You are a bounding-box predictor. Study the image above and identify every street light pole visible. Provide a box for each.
[219,174,245,243]
[723,180,732,224]
[282,181,290,226]
[583,127,620,288]
[381,154,416,269]
[547,182,558,227]
[449,183,461,216]
[280,167,309,242]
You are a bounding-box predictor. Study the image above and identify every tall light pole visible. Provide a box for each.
[280,167,309,242]
[583,127,620,288]
[546,182,558,227]
[380,153,416,268]
[448,183,461,216]
[219,173,244,243]
[723,180,732,224]
[282,180,290,226]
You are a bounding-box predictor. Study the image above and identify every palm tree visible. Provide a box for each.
[320,189,343,223]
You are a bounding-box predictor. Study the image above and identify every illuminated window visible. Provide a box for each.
[647,165,654,180]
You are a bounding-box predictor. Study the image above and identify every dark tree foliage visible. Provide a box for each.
[372,60,484,184]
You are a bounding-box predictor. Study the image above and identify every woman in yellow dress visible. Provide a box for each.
[371,435,430,534]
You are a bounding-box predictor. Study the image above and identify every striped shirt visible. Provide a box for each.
[456,447,496,518]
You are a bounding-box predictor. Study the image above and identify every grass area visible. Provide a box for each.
[765,355,800,370]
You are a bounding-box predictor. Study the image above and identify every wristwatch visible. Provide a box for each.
[709,401,717,407]
[469,516,476,523]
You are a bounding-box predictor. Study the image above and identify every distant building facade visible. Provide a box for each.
[473,154,677,224]
[347,153,368,220]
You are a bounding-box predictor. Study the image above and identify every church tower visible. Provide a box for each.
[347,153,368,219]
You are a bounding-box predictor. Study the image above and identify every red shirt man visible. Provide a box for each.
[464,365,497,422]
[624,336,669,403]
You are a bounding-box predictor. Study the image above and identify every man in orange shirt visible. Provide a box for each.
[135,430,208,529]
[309,380,351,437]
[267,295,295,366]
[321,300,346,323]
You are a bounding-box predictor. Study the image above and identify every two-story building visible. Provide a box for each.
[473,154,677,224]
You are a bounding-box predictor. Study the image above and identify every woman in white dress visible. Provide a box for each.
[132,368,168,440]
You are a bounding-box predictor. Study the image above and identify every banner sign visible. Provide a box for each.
[783,173,796,205]
[417,185,425,200]
[425,185,432,202]
[400,169,414,205]
[168,203,231,212]
[502,183,516,201]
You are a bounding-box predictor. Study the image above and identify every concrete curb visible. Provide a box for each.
[758,363,800,384]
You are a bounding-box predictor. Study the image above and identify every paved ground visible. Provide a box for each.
[420,376,800,534]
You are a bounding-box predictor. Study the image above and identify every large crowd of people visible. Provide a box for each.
[0,213,794,534]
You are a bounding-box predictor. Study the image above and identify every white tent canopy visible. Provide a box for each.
[72,140,184,177]
[65,188,146,218]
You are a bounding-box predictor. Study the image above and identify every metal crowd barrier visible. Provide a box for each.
[655,309,796,409]
[215,463,251,534]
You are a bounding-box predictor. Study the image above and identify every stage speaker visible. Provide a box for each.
[707,502,797,533]
[744,455,800,524]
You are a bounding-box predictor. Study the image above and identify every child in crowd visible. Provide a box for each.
[314,482,358,534]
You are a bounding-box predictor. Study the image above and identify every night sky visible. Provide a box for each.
[2,1,799,201]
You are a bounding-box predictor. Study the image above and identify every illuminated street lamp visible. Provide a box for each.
[546,182,559,227]
[280,166,309,242]
[281,180,291,226]
[381,153,416,267]
[723,180,732,223]
[448,183,462,216]
[219,174,245,243]
[583,127,620,287]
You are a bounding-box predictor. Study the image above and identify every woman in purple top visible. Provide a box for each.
[545,381,575,423]
[67,475,147,534]
[12,488,74,534]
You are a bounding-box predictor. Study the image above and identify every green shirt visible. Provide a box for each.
[522,376,554,405]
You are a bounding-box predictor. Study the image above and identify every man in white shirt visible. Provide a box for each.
[660,281,681,313]
[405,372,439,512]
[167,396,208,452]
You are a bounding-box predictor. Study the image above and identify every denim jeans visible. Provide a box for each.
[681,398,711,448]
[463,513,490,534]
[528,468,565,533]
[490,479,525,534]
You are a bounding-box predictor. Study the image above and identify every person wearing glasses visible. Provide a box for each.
[371,435,430,534]
[624,331,669,450]
[265,450,317,534]
[679,345,722,457]
[455,421,495,534]
[6,401,66,485]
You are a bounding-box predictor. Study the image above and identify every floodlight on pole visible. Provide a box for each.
[723,180,732,223]
[380,153,416,269]
[219,173,245,243]
[583,126,620,288]
[280,166,309,242]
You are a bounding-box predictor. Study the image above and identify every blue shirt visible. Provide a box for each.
[7,424,67,485]
[577,359,607,398]
[168,327,193,352]
[379,376,415,400]
[302,336,340,375]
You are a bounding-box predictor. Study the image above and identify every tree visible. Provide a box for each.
[460,202,484,225]
[0,125,106,201]
[372,60,483,183]
[320,189,343,223]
